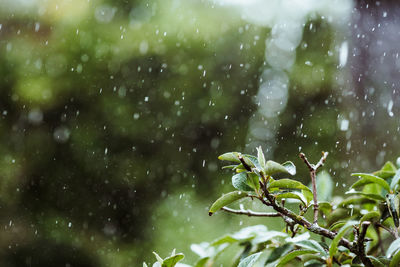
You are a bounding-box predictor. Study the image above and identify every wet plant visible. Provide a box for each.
[147,147,400,266]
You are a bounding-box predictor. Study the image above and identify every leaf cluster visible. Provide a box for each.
[147,148,400,266]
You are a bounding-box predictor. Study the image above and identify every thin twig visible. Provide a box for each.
[299,152,328,224]
[221,207,280,217]
[315,151,329,170]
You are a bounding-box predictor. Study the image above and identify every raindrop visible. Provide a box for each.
[387,99,394,117]
[340,119,349,131]
[94,5,117,23]
[53,126,71,143]
[339,41,348,67]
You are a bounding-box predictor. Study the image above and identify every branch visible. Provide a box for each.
[299,152,328,224]
[221,207,280,217]
[315,151,329,170]
[238,154,252,172]
[258,180,372,264]
[356,222,373,267]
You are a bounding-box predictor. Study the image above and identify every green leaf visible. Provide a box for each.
[318,201,332,215]
[194,257,209,267]
[316,171,333,201]
[232,173,253,191]
[329,220,358,258]
[351,173,390,192]
[276,250,316,267]
[386,193,400,227]
[266,244,293,264]
[390,249,400,267]
[209,191,248,215]
[387,236,400,258]
[360,211,380,223]
[269,179,312,193]
[302,189,314,203]
[329,221,346,231]
[242,155,261,170]
[247,173,260,191]
[222,164,239,170]
[296,240,328,256]
[390,169,400,191]
[218,152,240,162]
[238,252,262,267]
[345,190,385,201]
[338,196,376,207]
[282,161,296,175]
[210,235,238,246]
[275,191,307,205]
[367,256,387,267]
[162,254,185,267]
[256,146,266,170]
[326,208,352,226]
[373,161,397,179]
[264,160,295,176]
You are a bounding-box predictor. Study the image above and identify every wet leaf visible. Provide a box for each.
[237,252,262,267]
[218,152,240,163]
[360,211,380,223]
[264,160,295,176]
[242,155,261,170]
[256,146,266,170]
[276,250,316,267]
[326,208,351,226]
[345,190,385,201]
[282,161,296,175]
[265,244,293,264]
[247,173,260,191]
[208,191,248,215]
[373,161,397,179]
[222,164,239,170]
[210,235,238,246]
[232,173,253,191]
[318,201,332,215]
[162,254,185,267]
[390,250,400,267]
[367,256,387,267]
[329,220,358,258]
[296,240,328,256]
[338,196,376,207]
[390,169,400,191]
[275,191,307,205]
[194,257,209,267]
[387,239,400,258]
[386,193,400,227]
[351,173,390,192]
[268,179,311,193]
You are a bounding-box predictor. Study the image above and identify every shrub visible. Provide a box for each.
[147,147,400,266]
